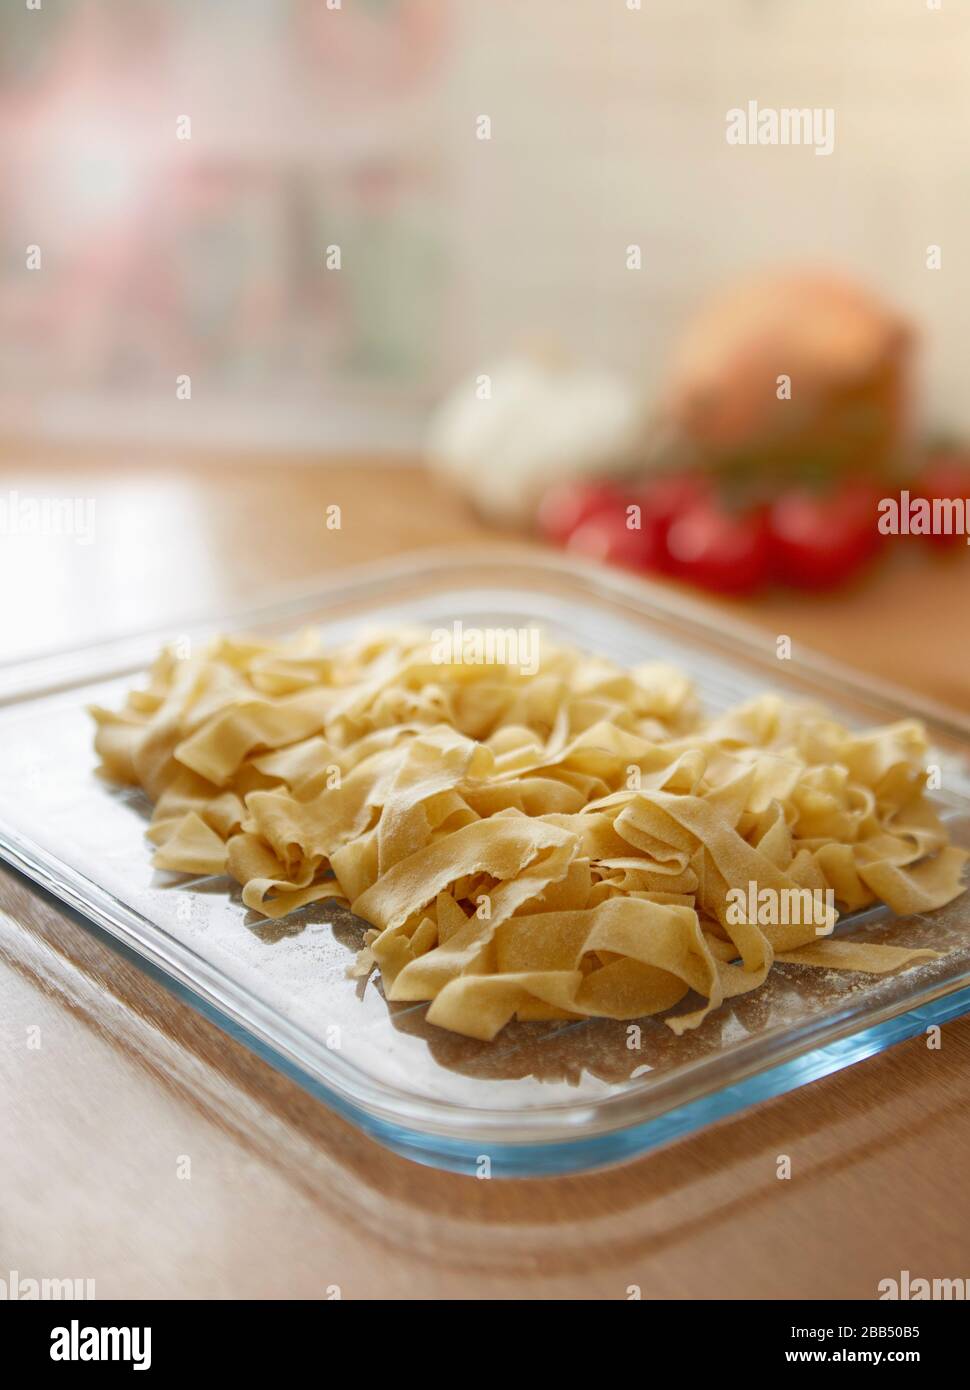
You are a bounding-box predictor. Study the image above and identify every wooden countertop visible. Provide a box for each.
[2,446,969,1300]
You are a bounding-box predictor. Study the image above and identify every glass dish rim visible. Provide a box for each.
[3,544,969,738]
[1,545,968,1157]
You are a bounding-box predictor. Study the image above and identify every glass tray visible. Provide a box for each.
[1,549,969,1178]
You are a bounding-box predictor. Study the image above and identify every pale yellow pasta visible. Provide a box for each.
[91,628,967,1041]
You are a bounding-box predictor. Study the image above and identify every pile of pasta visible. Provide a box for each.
[91,629,967,1040]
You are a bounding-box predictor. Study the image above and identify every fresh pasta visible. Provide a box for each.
[91,628,967,1041]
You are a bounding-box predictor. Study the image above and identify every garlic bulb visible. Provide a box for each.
[427,357,640,525]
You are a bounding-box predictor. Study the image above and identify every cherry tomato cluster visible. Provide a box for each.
[537,453,970,596]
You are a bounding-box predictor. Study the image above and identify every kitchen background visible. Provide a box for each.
[2,0,969,452]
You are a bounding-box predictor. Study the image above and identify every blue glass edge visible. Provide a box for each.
[42,887,970,1179]
[376,986,970,1177]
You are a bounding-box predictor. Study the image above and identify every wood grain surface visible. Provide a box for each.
[2,446,969,1300]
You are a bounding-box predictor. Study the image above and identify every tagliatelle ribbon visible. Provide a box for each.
[91,627,967,1041]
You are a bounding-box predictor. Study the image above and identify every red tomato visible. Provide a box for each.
[665,500,770,594]
[915,453,970,549]
[633,472,711,545]
[536,479,623,545]
[566,509,662,571]
[768,479,883,589]
[636,471,710,521]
